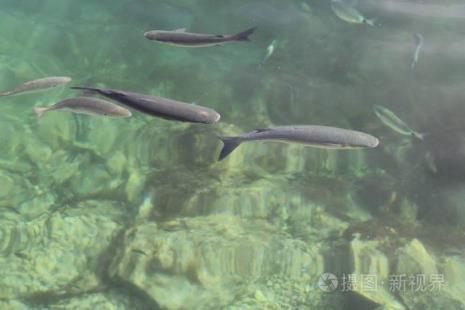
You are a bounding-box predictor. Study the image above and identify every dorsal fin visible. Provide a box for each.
[253,128,271,133]
[174,28,186,32]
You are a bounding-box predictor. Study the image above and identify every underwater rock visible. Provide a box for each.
[106,151,127,176]
[442,256,465,307]
[44,290,151,310]
[0,172,15,202]
[395,238,437,276]
[109,215,323,310]
[24,136,52,166]
[349,236,406,310]
[0,200,125,300]
[16,194,55,221]
[70,164,120,198]
[125,169,146,204]
[35,113,77,149]
[0,299,29,310]
[0,214,49,257]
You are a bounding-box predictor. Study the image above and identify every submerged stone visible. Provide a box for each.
[109,215,323,309]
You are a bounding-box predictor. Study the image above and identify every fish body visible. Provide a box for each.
[411,33,424,70]
[261,40,278,65]
[218,125,379,160]
[33,96,132,118]
[373,105,424,140]
[144,27,256,47]
[71,86,220,124]
[331,0,376,26]
[0,76,72,97]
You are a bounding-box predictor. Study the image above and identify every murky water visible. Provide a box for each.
[1,1,465,309]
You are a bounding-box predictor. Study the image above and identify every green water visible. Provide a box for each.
[1,0,465,309]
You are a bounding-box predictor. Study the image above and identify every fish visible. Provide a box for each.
[144,26,257,47]
[0,76,72,97]
[373,105,424,140]
[217,125,379,161]
[33,96,132,118]
[411,33,424,70]
[331,0,376,26]
[71,86,221,124]
[261,39,278,65]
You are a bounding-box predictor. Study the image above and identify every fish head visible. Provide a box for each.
[110,106,132,118]
[197,109,221,124]
[144,31,161,40]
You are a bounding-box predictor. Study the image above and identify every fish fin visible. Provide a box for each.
[174,28,186,32]
[233,26,257,42]
[253,128,271,133]
[218,136,242,161]
[33,107,48,118]
[71,86,112,96]
[71,86,100,92]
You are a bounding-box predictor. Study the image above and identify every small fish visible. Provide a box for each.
[71,86,221,124]
[261,40,278,65]
[33,96,132,118]
[373,105,424,140]
[144,26,257,47]
[411,33,424,70]
[331,0,376,26]
[0,76,72,97]
[217,125,379,161]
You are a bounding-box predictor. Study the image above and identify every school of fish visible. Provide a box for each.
[0,1,433,163]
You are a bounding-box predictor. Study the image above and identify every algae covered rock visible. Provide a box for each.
[0,200,126,300]
[109,215,323,309]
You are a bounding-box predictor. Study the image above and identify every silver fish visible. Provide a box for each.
[71,86,221,124]
[261,39,278,65]
[0,76,72,97]
[373,105,424,140]
[144,27,256,47]
[331,0,376,26]
[33,96,132,118]
[218,125,379,161]
[411,33,424,70]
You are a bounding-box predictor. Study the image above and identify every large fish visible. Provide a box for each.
[331,0,376,26]
[71,86,221,124]
[144,26,257,47]
[0,76,72,97]
[373,105,424,140]
[33,96,132,118]
[218,125,379,161]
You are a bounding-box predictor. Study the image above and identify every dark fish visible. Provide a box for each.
[71,86,221,124]
[218,125,379,161]
[0,76,72,97]
[33,96,132,118]
[144,26,257,47]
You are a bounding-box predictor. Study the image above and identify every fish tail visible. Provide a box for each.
[412,131,427,141]
[218,136,242,161]
[233,26,257,42]
[33,107,48,118]
[364,18,378,26]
